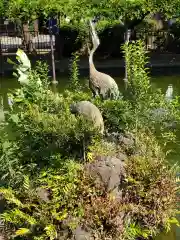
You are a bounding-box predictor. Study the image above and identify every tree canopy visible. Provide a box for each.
[1,0,180,25]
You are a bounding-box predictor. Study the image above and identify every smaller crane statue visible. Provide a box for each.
[165,84,173,102]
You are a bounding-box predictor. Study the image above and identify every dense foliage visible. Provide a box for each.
[0,41,179,239]
[1,0,180,24]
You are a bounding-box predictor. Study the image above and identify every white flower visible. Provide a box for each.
[65,17,70,23]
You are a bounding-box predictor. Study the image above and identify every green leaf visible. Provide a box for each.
[2,141,11,151]
[23,176,30,190]
[12,72,18,78]
[10,114,19,124]
[168,217,180,227]
[16,49,31,69]
[15,228,31,236]
[7,58,16,65]
[45,224,57,240]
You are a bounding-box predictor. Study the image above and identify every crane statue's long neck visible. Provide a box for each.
[89,48,95,64]
[89,20,99,72]
[89,46,97,72]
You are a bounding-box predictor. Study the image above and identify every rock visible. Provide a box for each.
[73,226,92,240]
[106,132,135,149]
[57,229,69,240]
[118,135,134,147]
[116,152,128,162]
[85,155,126,192]
[106,131,120,142]
[111,187,123,200]
[36,187,50,202]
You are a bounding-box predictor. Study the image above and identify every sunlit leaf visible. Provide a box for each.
[15,228,30,236]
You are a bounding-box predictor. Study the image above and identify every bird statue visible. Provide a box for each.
[70,100,104,134]
[88,20,119,100]
[70,100,104,161]
[165,84,173,102]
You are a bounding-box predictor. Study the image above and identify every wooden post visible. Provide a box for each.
[123,29,131,90]
[22,22,33,52]
[33,19,39,36]
[50,30,57,84]
[48,16,58,85]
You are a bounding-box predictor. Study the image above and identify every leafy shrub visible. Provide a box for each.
[123,130,178,236]
[0,159,85,239]
[0,133,178,240]
[0,43,179,240]
[91,41,180,142]
[95,98,134,133]
[0,62,101,187]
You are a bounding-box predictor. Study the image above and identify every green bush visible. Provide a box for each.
[92,41,180,140]
[0,160,84,239]
[0,133,178,240]
[0,62,101,187]
[0,43,179,240]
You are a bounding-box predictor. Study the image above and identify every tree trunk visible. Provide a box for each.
[22,22,33,53]
[125,11,150,41]
[147,13,164,50]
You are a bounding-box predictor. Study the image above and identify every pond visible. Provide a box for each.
[0,75,180,240]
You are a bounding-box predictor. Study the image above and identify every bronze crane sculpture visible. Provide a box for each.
[89,20,119,100]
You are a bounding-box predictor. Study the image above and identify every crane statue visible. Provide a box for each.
[165,84,173,102]
[70,100,104,160]
[70,100,104,134]
[89,20,119,100]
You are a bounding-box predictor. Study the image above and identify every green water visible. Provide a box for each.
[0,75,180,240]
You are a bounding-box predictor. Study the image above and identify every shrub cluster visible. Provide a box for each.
[0,42,179,240]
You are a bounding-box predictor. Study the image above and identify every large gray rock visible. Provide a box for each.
[118,135,134,147]
[106,132,135,147]
[116,152,128,162]
[85,155,126,192]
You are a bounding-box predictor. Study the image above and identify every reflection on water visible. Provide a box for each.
[156,225,177,240]
[0,75,180,240]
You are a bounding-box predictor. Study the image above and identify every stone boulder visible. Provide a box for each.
[106,132,135,147]
[118,134,134,147]
[85,155,126,192]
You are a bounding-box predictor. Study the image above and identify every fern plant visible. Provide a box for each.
[0,160,85,239]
